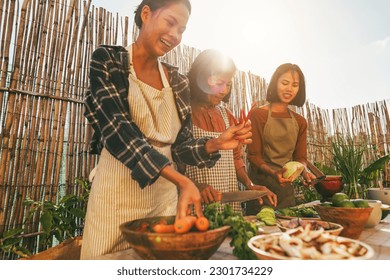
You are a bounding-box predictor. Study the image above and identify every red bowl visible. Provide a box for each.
[314,175,343,198]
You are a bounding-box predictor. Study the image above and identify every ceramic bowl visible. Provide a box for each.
[314,204,372,239]
[248,230,374,260]
[119,216,230,260]
[367,188,390,205]
[277,218,343,236]
[365,200,382,228]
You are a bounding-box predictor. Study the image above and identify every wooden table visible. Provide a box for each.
[93,215,390,260]
[359,215,390,259]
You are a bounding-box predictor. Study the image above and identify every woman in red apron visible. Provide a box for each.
[246,63,316,214]
[184,50,277,213]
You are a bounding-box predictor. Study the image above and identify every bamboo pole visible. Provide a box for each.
[10,0,48,230]
[123,15,128,46]
[66,0,91,192]
[0,0,5,51]
[0,0,27,231]
[0,0,9,109]
[0,0,15,118]
[53,0,81,192]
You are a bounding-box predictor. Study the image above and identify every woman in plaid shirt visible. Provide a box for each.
[81,0,252,258]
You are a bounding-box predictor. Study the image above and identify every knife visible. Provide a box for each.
[220,190,268,203]
[310,175,326,185]
[306,161,326,185]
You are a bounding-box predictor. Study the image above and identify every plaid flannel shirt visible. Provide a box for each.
[84,45,220,188]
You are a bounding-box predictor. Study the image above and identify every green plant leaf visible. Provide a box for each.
[54,230,64,243]
[4,237,21,246]
[362,154,389,175]
[40,211,53,233]
[1,244,12,252]
[2,228,23,238]
[23,198,35,206]
[69,208,86,219]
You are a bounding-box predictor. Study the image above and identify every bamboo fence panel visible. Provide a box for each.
[0,0,389,258]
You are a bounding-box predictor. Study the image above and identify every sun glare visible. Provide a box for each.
[193,1,295,79]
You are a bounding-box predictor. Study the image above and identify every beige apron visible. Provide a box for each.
[80,46,181,259]
[246,106,299,213]
[185,106,242,213]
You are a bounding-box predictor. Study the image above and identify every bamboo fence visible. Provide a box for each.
[0,0,389,257]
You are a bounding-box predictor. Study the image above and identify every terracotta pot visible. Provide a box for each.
[314,176,343,200]
[314,205,372,239]
[21,236,82,260]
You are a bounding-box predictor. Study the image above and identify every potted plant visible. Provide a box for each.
[0,178,90,260]
[330,136,365,199]
[330,136,389,199]
[363,155,390,204]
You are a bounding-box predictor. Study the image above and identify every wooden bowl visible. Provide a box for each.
[314,205,372,239]
[314,175,343,199]
[119,216,230,260]
[277,218,343,236]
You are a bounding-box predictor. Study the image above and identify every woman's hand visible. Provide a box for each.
[248,184,278,207]
[197,183,221,204]
[206,120,252,153]
[160,165,203,219]
[176,179,203,219]
[301,171,317,187]
[273,168,292,187]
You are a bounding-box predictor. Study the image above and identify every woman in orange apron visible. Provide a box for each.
[246,63,316,213]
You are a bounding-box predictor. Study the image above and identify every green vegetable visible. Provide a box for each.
[203,203,258,260]
[275,206,318,218]
[256,206,277,226]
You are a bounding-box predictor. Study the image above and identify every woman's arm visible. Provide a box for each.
[171,74,252,168]
[236,166,278,207]
[247,109,274,176]
[292,115,316,185]
[85,46,171,188]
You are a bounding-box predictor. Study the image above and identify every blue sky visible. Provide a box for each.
[91,0,390,109]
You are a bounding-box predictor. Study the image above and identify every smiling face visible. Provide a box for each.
[140,3,189,57]
[206,73,233,106]
[276,70,300,104]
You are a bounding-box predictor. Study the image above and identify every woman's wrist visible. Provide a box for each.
[204,137,221,154]
[246,182,255,190]
[161,165,191,189]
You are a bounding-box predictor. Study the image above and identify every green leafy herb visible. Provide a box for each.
[203,203,258,260]
[275,206,318,218]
